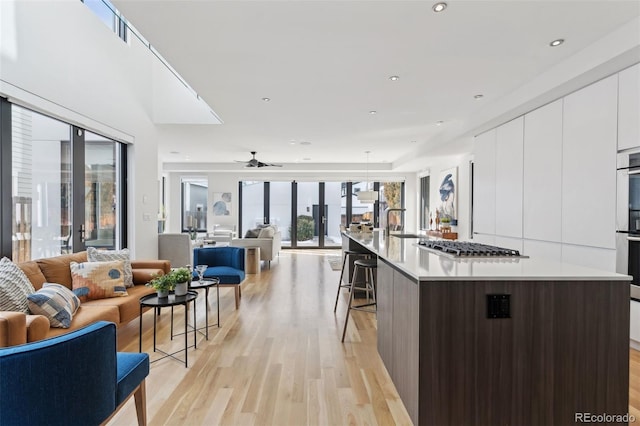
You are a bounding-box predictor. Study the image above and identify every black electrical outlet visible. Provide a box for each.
[487,294,510,319]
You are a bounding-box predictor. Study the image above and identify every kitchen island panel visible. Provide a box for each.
[391,265,420,422]
[416,279,629,425]
[376,258,394,372]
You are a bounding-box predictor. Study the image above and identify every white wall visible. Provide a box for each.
[0,1,211,258]
[416,150,473,240]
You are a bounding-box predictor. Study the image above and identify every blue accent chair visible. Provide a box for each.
[0,321,149,426]
[193,246,245,309]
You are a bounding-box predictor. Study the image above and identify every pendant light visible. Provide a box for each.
[357,151,378,203]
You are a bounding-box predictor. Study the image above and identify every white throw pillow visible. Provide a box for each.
[87,247,133,287]
[258,226,275,239]
[0,257,36,313]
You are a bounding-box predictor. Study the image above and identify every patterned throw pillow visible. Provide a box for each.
[87,247,133,287]
[0,257,35,313]
[70,260,128,301]
[27,283,81,328]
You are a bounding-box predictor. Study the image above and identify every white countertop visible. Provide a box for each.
[344,231,631,282]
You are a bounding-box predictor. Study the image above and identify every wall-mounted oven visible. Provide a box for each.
[616,151,640,301]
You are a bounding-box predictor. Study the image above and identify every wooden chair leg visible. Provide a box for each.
[234,286,240,309]
[134,380,147,426]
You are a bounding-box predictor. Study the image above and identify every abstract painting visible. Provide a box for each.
[437,167,457,220]
[212,192,232,216]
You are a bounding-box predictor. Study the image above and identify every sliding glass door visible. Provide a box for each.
[240,180,347,248]
[8,104,126,261]
[269,181,292,247]
[241,181,265,234]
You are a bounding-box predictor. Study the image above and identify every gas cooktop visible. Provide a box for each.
[418,240,526,257]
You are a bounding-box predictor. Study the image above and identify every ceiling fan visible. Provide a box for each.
[236,151,283,168]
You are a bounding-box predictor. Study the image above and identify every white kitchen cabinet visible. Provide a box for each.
[494,235,523,253]
[523,100,563,242]
[522,239,562,262]
[471,233,495,246]
[618,63,640,151]
[561,243,616,272]
[562,75,618,249]
[495,117,524,238]
[631,300,640,347]
[473,129,496,235]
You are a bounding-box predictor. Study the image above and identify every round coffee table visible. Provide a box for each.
[189,278,220,340]
[139,291,198,368]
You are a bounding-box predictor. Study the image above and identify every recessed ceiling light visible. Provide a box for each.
[436,121,444,126]
[474,94,484,99]
[170,151,180,154]
[410,140,417,144]
[369,110,377,115]
[290,141,296,145]
[389,75,400,81]
[300,141,312,146]
[262,97,271,102]
[549,38,564,47]
[432,2,447,12]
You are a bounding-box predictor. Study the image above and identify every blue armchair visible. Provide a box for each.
[0,321,149,426]
[193,246,245,309]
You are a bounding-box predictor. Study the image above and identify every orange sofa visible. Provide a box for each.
[0,251,170,347]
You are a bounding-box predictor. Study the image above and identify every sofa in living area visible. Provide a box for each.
[0,251,170,347]
[230,224,281,268]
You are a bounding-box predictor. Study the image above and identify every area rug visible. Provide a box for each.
[327,256,343,271]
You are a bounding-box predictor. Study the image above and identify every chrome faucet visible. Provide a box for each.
[385,208,406,236]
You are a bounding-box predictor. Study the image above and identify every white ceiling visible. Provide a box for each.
[113,0,640,172]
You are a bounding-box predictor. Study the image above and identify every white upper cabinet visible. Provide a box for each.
[618,63,640,151]
[495,117,524,238]
[523,100,563,242]
[562,75,618,249]
[473,129,496,235]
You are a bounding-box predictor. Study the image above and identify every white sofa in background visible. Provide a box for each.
[230,228,281,268]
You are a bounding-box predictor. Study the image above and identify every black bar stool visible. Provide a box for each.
[341,258,377,342]
[333,250,370,312]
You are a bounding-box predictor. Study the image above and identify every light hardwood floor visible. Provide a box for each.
[109,250,640,426]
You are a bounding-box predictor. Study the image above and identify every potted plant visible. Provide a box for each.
[171,267,191,296]
[147,273,173,298]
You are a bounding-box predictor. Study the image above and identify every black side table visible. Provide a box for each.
[139,291,198,368]
[189,278,220,340]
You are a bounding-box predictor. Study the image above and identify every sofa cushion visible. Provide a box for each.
[27,283,81,328]
[132,268,166,285]
[85,285,154,325]
[45,305,120,339]
[36,252,88,290]
[0,257,35,313]
[70,261,128,301]
[18,261,47,290]
[87,247,133,288]
[203,266,245,284]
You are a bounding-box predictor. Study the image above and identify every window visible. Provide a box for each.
[181,178,207,233]
[82,0,128,42]
[5,102,127,261]
[420,175,430,230]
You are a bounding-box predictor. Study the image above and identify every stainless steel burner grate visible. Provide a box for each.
[418,240,522,257]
